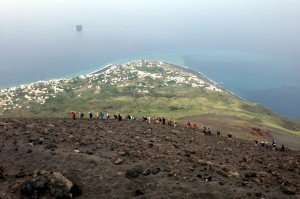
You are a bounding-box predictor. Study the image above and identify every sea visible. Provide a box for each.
[1,0,300,118]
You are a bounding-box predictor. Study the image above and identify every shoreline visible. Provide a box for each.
[0,59,248,102]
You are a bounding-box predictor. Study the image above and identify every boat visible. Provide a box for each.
[76,25,83,31]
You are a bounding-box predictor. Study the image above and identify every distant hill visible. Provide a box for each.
[0,60,299,145]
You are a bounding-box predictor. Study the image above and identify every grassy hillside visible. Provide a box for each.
[0,60,299,139]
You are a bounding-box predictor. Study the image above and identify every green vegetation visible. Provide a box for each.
[1,60,299,137]
[3,85,299,134]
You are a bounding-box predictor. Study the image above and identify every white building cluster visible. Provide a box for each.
[0,60,223,112]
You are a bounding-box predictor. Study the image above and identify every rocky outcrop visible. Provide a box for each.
[20,170,82,199]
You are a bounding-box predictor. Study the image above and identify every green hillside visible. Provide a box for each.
[1,60,299,139]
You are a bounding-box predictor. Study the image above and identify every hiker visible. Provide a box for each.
[80,112,84,119]
[272,140,276,148]
[142,116,147,122]
[88,112,93,120]
[99,112,104,121]
[147,117,151,124]
[118,114,123,121]
[191,122,197,130]
[152,116,157,123]
[281,144,286,151]
[106,112,110,120]
[162,117,166,125]
[207,128,211,135]
[126,115,132,123]
[265,142,269,149]
[203,127,211,135]
[71,111,76,120]
[155,118,160,124]
[186,121,191,129]
[173,120,177,127]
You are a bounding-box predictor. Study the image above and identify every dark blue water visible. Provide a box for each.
[182,52,300,117]
[1,0,300,117]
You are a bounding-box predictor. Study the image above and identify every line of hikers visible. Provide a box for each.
[70,111,178,125]
[185,122,217,135]
[71,111,221,136]
[141,116,178,127]
[255,139,286,151]
[71,111,110,121]
[185,120,287,151]
[70,111,288,151]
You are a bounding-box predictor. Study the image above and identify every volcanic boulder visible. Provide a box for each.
[20,171,82,198]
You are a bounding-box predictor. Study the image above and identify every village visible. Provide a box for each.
[0,60,222,114]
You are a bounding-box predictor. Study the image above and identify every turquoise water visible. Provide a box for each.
[1,0,300,117]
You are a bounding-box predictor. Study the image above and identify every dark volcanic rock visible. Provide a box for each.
[85,150,93,155]
[282,186,296,195]
[49,180,71,199]
[19,171,81,199]
[255,192,263,198]
[20,180,36,197]
[0,167,4,180]
[162,166,171,172]
[125,167,143,179]
[70,183,82,196]
[148,143,154,147]
[38,138,44,145]
[34,175,50,193]
[45,143,57,150]
[133,188,145,196]
[219,181,225,185]
[245,172,257,179]
[15,171,27,178]
[151,167,161,175]
[196,174,202,178]
[20,175,50,197]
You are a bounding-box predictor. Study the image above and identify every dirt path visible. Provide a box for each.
[270,131,300,150]
[184,114,300,150]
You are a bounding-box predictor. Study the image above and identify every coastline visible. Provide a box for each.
[163,61,247,101]
[0,59,247,102]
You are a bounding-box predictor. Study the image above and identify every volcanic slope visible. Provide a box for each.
[0,118,299,198]
[0,60,299,146]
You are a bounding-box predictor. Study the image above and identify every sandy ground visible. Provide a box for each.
[0,118,299,199]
